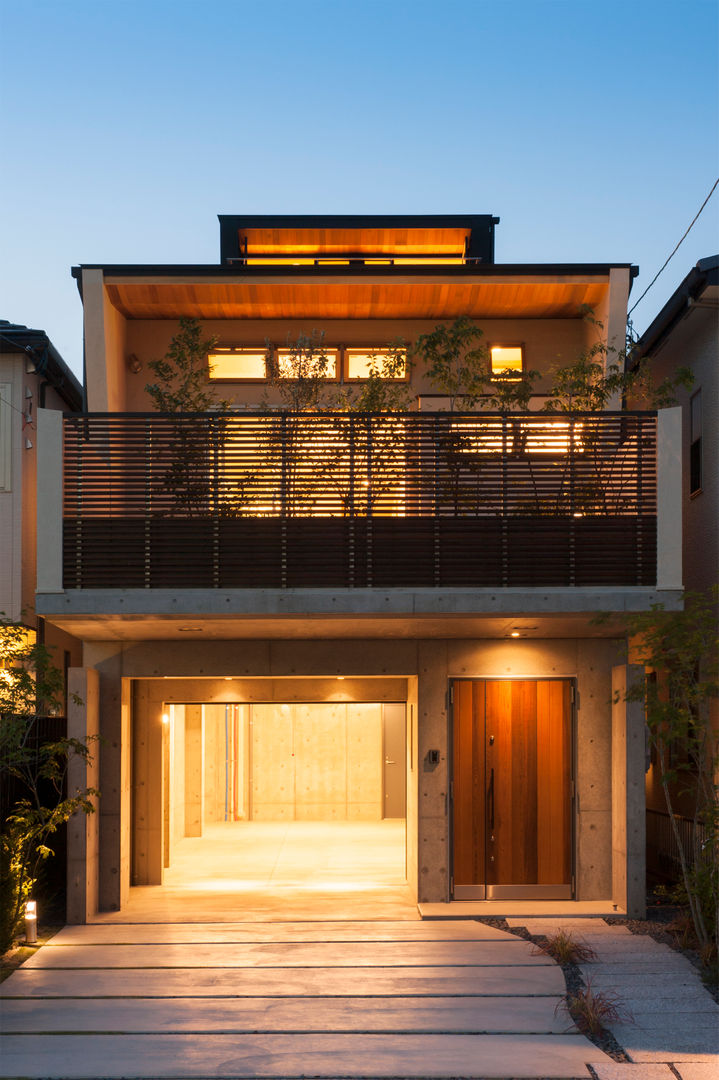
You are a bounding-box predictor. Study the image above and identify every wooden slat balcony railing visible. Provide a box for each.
[62,411,657,590]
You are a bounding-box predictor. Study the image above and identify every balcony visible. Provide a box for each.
[58,411,658,591]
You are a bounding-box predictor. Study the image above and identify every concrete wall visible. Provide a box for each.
[78,635,626,914]
[66,668,100,923]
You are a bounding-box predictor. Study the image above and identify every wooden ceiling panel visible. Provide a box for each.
[104,278,609,321]
[241,226,471,255]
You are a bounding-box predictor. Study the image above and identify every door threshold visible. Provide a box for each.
[419,899,625,918]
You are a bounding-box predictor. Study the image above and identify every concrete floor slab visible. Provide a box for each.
[0,994,574,1035]
[0,1032,603,1078]
[421,901,622,917]
[1,962,567,998]
[591,1065,675,1080]
[674,1064,719,1080]
[22,939,546,970]
[50,919,504,945]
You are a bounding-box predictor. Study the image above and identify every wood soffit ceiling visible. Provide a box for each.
[240,226,472,254]
[104,276,611,320]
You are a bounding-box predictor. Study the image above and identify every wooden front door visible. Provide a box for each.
[451,679,573,899]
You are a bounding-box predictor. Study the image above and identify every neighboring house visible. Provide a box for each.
[0,321,83,685]
[631,256,719,879]
[33,215,684,922]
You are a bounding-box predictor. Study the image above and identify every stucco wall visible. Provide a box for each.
[117,317,593,412]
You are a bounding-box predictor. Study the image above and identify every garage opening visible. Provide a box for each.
[131,693,414,919]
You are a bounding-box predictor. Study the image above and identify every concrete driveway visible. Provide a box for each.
[0,918,611,1078]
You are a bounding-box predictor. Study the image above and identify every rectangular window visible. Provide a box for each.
[490,345,523,379]
[208,350,266,380]
[276,348,338,379]
[0,382,12,491]
[345,348,407,380]
[690,389,702,494]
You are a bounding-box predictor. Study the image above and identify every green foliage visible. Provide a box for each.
[542,309,693,413]
[413,316,490,409]
[265,331,334,412]
[344,344,413,413]
[145,318,229,413]
[610,588,719,960]
[0,617,97,954]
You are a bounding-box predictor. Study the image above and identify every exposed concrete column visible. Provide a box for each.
[185,705,204,837]
[657,406,683,590]
[417,641,449,903]
[36,408,63,594]
[132,681,164,885]
[66,668,100,924]
[612,664,646,917]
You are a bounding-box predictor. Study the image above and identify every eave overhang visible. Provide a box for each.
[71,263,635,321]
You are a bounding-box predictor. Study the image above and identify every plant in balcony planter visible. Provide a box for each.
[0,617,98,954]
[145,318,232,518]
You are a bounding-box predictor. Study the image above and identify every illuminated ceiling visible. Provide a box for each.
[104,274,611,321]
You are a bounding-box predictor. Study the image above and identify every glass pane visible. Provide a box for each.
[208,351,266,379]
[490,346,523,376]
[346,349,406,379]
[276,349,338,379]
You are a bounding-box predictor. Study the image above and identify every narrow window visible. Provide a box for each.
[208,349,266,380]
[690,390,702,495]
[490,345,523,379]
[345,348,407,380]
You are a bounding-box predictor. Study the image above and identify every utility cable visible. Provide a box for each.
[629,176,719,316]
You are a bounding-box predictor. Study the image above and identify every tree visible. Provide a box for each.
[413,317,490,410]
[611,589,718,962]
[264,331,334,412]
[145,318,229,413]
[0,618,97,953]
[145,318,231,517]
[542,309,693,413]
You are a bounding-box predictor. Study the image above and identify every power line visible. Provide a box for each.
[628,176,719,316]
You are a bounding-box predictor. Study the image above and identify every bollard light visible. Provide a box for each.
[25,900,37,944]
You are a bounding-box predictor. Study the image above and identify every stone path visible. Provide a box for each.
[1,918,609,1078]
[506,918,719,1074]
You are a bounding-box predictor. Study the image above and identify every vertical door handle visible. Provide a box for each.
[488,767,495,830]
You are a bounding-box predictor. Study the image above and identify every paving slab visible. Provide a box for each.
[51,919,502,945]
[21,938,544,969]
[0,1032,604,1078]
[674,1064,719,1080]
[590,1065,675,1080]
[0,961,567,998]
[609,1020,719,1060]
[0,994,573,1034]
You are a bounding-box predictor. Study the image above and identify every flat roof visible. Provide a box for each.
[71,263,635,321]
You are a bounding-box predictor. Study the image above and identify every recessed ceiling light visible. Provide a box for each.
[510,631,521,638]
[178,627,202,632]
[224,677,233,681]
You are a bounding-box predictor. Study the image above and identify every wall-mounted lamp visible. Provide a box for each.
[161,713,170,725]
[25,900,37,944]
[24,438,33,450]
[127,353,143,374]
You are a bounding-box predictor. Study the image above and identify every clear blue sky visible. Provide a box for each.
[1,0,717,378]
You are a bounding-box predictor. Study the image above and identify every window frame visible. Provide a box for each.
[489,343,525,381]
[343,346,409,383]
[207,347,269,383]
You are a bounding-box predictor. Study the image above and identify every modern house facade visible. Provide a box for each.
[33,216,684,921]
